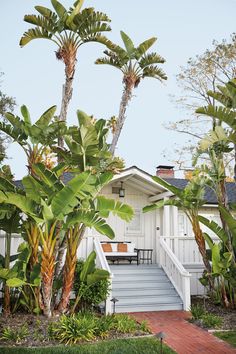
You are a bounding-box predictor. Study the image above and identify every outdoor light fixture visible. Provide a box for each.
[119,181,125,198]
[110,297,119,313]
[155,332,166,354]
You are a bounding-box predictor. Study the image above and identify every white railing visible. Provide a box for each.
[162,236,219,265]
[93,237,113,314]
[160,237,191,311]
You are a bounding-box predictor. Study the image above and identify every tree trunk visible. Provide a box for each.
[3,232,11,315]
[57,226,84,313]
[192,219,214,289]
[40,225,57,317]
[110,84,133,156]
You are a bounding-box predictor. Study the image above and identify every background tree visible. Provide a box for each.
[95,31,167,155]
[0,72,16,161]
[164,34,236,171]
[20,0,112,150]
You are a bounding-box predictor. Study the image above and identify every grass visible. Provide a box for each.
[214,331,236,348]
[0,336,176,354]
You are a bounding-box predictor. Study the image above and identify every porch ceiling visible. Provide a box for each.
[111,167,166,197]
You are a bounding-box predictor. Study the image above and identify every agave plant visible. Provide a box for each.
[95,31,167,154]
[20,0,112,148]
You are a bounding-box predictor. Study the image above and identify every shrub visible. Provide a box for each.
[202,313,223,328]
[1,325,29,343]
[51,313,98,344]
[73,260,110,311]
[50,313,150,345]
[190,304,206,320]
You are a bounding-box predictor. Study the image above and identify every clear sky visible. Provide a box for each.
[0,0,235,179]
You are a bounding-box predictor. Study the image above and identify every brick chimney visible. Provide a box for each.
[156,165,175,179]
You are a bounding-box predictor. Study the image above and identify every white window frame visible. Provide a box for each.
[125,208,144,235]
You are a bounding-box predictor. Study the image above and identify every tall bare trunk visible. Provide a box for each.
[110,85,133,156]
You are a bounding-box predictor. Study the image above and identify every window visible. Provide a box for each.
[126,209,143,235]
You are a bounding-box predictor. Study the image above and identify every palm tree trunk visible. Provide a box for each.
[192,219,214,289]
[56,226,84,313]
[110,84,133,155]
[3,232,11,315]
[40,224,57,317]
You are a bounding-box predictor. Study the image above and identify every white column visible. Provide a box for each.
[172,206,179,258]
[163,198,170,247]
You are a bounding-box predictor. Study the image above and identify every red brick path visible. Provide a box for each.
[130,311,236,354]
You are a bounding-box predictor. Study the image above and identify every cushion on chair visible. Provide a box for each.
[117,243,128,252]
[102,243,112,252]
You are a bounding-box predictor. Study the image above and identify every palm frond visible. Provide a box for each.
[51,0,68,21]
[135,37,157,60]
[142,65,167,81]
[20,27,53,46]
[23,14,57,33]
[207,90,233,108]
[139,53,165,68]
[196,105,236,129]
[35,5,54,19]
[95,56,123,70]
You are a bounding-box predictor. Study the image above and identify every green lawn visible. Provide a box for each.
[0,337,175,354]
[214,331,236,348]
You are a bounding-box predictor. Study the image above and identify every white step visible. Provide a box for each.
[110,264,183,312]
[116,303,183,313]
[113,287,176,296]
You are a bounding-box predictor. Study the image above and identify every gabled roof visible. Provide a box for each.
[165,178,236,205]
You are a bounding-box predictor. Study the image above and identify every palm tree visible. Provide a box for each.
[95,31,167,155]
[20,0,111,149]
[144,173,213,286]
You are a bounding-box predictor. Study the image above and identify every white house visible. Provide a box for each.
[77,165,231,313]
[1,165,232,314]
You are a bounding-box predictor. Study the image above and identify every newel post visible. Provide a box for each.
[182,273,191,311]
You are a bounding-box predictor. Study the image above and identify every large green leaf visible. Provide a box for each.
[22,176,42,203]
[199,215,228,244]
[66,210,115,239]
[135,37,157,59]
[80,251,96,283]
[143,198,182,213]
[196,105,236,130]
[0,191,42,223]
[212,243,221,274]
[51,0,67,20]
[152,175,182,197]
[6,278,27,288]
[87,268,109,286]
[120,31,135,58]
[218,206,236,248]
[96,196,133,222]
[51,172,96,219]
[34,105,57,130]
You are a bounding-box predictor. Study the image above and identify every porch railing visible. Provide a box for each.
[160,237,191,311]
[162,236,219,265]
[93,237,113,314]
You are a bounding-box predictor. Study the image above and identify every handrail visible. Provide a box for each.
[159,237,191,311]
[160,238,189,276]
[93,237,113,314]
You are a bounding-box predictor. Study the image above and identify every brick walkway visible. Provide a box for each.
[130,311,236,354]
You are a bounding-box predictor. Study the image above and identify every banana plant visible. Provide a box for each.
[20,0,112,148]
[0,168,23,315]
[143,173,213,279]
[95,31,167,155]
[199,212,236,307]
[71,250,109,313]
[0,105,66,175]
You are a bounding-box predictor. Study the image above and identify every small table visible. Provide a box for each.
[136,248,153,264]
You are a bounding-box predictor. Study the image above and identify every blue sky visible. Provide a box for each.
[0,0,235,179]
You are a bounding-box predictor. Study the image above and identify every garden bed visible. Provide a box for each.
[191,296,236,330]
[0,313,151,348]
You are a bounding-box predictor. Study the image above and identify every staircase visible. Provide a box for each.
[110,264,183,313]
